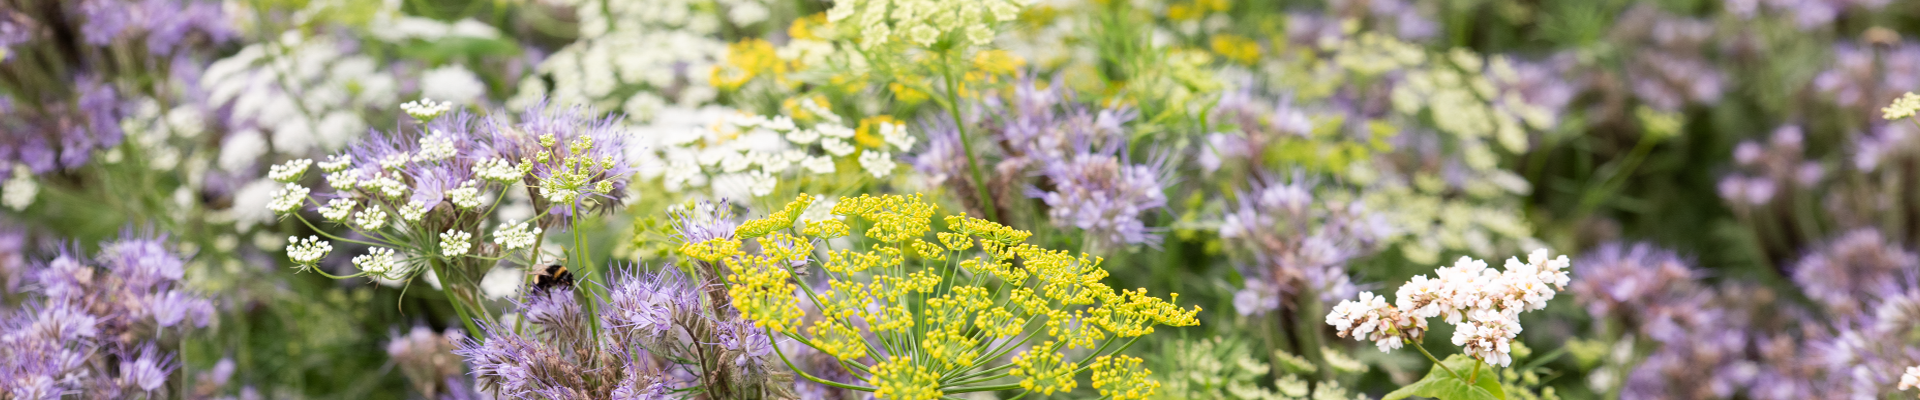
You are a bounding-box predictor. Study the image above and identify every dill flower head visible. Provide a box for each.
[697,193,1199,399]
[826,0,1030,49]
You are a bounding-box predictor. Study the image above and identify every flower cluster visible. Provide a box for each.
[635,101,907,201]
[0,232,213,398]
[702,193,1200,399]
[1328,249,1570,366]
[456,267,792,399]
[826,0,1030,49]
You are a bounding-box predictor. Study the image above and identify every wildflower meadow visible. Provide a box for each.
[6,0,1920,398]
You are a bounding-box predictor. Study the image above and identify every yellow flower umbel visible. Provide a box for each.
[694,193,1201,399]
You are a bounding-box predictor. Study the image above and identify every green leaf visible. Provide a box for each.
[1382,355,1505,400]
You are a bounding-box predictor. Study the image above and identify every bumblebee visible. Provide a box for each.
[531,263,574,292]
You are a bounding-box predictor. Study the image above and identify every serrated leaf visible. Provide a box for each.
[1382,355,1505,400]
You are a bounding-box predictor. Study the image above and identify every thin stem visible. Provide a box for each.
[1468,359,1481,385]
[937,56,999,223]
[1411,341,1462,380]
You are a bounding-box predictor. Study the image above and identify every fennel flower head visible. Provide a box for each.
[826,0,1033,49]
[1326,249,1571,367]
[691,193,1201,400]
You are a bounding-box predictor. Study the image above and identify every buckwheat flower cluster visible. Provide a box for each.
[1328,249,1570,367]
[826,0,1031,49]
[0,232,213,398]
[455,267,792,399]
[700,193,1199,399]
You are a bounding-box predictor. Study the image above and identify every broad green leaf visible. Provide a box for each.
[1382,355,1505,400]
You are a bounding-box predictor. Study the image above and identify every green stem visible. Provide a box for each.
[937,57,1000,223]
[1468,359,1481,385]
[1411,341,1462,380]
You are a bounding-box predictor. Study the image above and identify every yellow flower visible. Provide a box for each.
[738,194,814,238]
[871,357,942,400]
[1210,34,1261,65]
[1090,355,1160,399]
[713,39,780,91]
[971,49,1027,77]
[1011,343,1078,395]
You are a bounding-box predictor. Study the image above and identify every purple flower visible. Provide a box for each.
[1571,243,1711,342]
[139,0,235,54]
[487,102,636,228]
[118,345,173,392]
[77,0,131,45]
[603,268,694,338]
[148,290,213,329]
[99,233,187,292]
[666,201,737,245]
[521,286,587,342]
[1791,228,1919,316]
[1219,174,1385,312]
[983,78,1168,248]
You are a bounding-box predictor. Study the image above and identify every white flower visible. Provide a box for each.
[286,236,332,265]
[748,170,777,197]
[815,123,854,138]
[822,138,855,157]
[1884,92,1920,121]
[415,131,458,162]
[1325,291,1414,352]
[449,183,481,209]
[325,170,360,191]
[268,183,310,215]
[439,229,473,257]
[474,158,522,182]
[1450,311,1519,367]
[398,201,429,222]
[420,65,486,106]
[401,98,452,121]
[353,207,389,231]
[858,150,895,178]
[880,121,915,150]
[1899,366,1920,391]
[380,152,411,170]
[492,220,542,250]
[319,198,356,221]
[353,247,400,277]
[369,176,409,199]
[2,165,36,211]
[268,159,313,182]
[801,155,836,174]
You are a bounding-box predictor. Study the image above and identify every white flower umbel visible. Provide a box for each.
[287,236,332,266]
[1329,249,1571,368]
[353,207,390,231]
[439,229,473,257]
[401,98,452,122]
[379,153,411,170]
[858,150,895,178]
[880,121,915,150]
[474,158,522,182]
[1884,92,1920,121]
[822,138,855,157]
[318,198,355,221]
[801,155,836,174]
[368,175,408,199]
[325,170,360,191]
[317,155,352,172]
[268,183,309,215]
[353,247,400,278]
[269,159,312,182]
[398,201,429,222]
[415,131,458,162]
[492,220,542,250]
[2,165,36,211]
[449,183,481,209]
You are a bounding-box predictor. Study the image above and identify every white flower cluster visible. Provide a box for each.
[268,183,310,215]
[269,159,312,182]
[401,98,453,122]
[353,247,400,278]
[492,220,542,250]
[399,201,429,223]
[439,229,473,257]
[353,207,390,231]
[474,158,523,182]
[1900,366,1920,392]
[318,155,352,172]
[319,198,355,221]
[637,105,902,200]
[202,33,391,159]
[449,183,482,209]
[826,0,1029,48]
[3,164,36,211]
[414,131,457,161]
[286,236,332,266]
[505,0,729,120]
[1327,249,1571,367]
[1886,92,1920,121]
